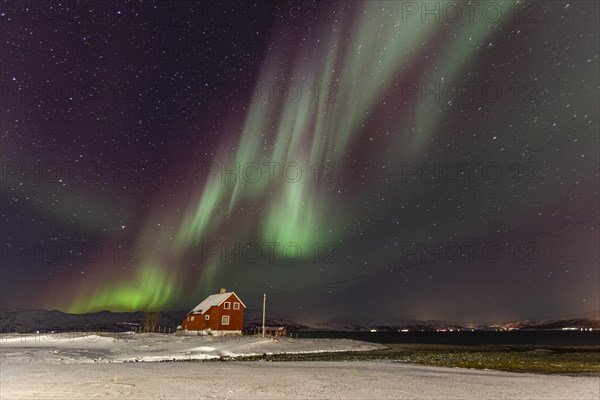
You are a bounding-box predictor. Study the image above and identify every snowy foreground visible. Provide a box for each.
[0,332,382,363]
[1,333,598,399]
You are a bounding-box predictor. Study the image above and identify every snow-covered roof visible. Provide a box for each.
[189,292,245,314]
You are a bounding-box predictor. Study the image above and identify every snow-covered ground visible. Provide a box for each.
[0,332,382,363]
[1,333,598,399]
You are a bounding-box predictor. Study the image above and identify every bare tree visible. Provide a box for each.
[143,311,161,333]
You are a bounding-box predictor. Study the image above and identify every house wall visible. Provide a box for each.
[182,294,245,332]
[182,312,208,331]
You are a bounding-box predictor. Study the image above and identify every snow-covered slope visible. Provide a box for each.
[0,332,383,363]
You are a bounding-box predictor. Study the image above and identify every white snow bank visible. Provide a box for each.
[0,333,383,364]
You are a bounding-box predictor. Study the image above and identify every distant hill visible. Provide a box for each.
[305,317,479,332]
[0,309,186,333]
[492,319,600,331]
[244,315,309,332]
[1,309,598,333]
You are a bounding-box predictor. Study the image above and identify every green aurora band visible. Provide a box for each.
[61,1,513,313]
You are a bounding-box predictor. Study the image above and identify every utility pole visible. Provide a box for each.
[262,293,266,338]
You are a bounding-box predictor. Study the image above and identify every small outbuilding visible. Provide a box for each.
[256,326,288,337]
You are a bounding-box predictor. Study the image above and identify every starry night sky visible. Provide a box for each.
[1,1,598,323]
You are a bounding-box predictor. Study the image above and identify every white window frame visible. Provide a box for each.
[224,302,231,309]
[233,302,240,310]
[221,315,230,325]
[191,316,195,321]
[205,314,210,320]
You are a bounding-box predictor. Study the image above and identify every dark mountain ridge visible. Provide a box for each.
[1,309,598,333]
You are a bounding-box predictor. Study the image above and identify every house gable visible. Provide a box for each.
[220,293,246,309]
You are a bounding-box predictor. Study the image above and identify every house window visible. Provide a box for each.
[191,316,195,321]
[224,302,230,309]
[221,316,230,325]
[233,302,240,310]
[187,316,190,321]
[205,314,210,320]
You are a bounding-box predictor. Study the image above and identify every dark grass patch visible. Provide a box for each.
[231,344,600,375]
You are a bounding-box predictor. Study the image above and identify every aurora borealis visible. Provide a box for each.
[1,1,598,323]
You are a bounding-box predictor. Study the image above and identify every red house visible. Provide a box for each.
[181,288,245,336]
